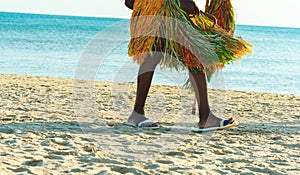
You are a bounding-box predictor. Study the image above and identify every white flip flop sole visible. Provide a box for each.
[192,120,239,132]
[125,119,160,129]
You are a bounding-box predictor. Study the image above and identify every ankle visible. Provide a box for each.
[128,110,147,123]
[134,107,145,115]
[131,110,145,117]
[199,110,210,120]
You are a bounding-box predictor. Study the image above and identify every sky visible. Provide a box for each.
[0,0,299,28]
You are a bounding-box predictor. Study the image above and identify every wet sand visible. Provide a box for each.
[0,74,299,174]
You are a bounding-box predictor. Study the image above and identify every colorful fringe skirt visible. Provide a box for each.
[128,0,252,79]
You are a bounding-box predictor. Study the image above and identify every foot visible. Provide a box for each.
[192,112,237,132]
[198,111,234,129]
[128,111,148,124]
[127,111,158,128]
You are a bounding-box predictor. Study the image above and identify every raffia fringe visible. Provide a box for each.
[128,0,253,78]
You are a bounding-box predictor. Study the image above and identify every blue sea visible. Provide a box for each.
[1,12,300,95]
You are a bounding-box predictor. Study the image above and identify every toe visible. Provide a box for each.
[228,118,235,124]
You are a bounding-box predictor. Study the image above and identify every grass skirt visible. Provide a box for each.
[128,0,252,79]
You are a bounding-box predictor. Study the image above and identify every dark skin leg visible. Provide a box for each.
[127,53,161,124]
[128,53,233,128]
[188,69,234,128]
[134,71,154,115]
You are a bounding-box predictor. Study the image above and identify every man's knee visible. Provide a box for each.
[139,53,162,74]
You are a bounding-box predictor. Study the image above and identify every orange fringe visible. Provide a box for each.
[128,0,165,65]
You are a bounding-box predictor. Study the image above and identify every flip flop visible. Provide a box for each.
[125,119,160,129]
[192,118,238,133]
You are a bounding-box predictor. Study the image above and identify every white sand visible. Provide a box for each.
[0,74,299,174]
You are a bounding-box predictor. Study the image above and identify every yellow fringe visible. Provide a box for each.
[128,0,253,76]
[128,0,165,65]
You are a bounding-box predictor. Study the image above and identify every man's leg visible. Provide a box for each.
[188,69,232,128]
[127,53,162,125]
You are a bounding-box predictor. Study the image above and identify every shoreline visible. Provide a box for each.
[1,73,299,97]
[0,74,299,174]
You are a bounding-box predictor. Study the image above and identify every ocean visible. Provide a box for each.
[1,12,299,95]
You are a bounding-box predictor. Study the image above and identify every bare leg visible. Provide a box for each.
[192,95,197,115]
[188,69,232,128]
[127,53,162,124]
[133,71,154,115]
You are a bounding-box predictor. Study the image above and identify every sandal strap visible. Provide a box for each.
[138,119,154,127]
[219,118,234,127]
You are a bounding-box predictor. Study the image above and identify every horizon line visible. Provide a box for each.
[1,10,300,29]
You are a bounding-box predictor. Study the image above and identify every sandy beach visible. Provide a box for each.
[0,74,299,174]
